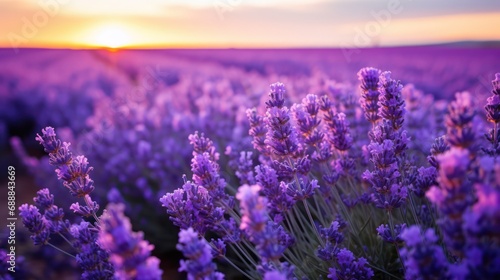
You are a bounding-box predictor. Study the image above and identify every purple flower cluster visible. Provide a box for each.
[445,92,476,149]
[358,67,382,123]
[327,249,374,280]
[177,228,224,280]
[18,204,50,245]
[378,71,406,131]
[236,184,291,263]
[376,223,406,245]
[484,73,500,156]
[14,62,500,280]
[36,127,95,198]
[98,203,163,280]
[462,182,500,278]
[71,221,115,279]
[399,226,451,280]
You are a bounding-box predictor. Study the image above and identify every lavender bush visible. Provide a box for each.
[7,47,499,279]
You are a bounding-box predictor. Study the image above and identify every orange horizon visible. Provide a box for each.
[1,0,499,50]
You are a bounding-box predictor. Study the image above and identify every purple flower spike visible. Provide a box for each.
[376,223,406,245]
[358,67,381,91]
[71,221,115,279]
[426,147,474,256]
[358,67,382,123]
[462,183,500,279]
[413,166,437,197]
[211,239,226,259]
[399,226,450,280]
[266,82,286,109]
[291,102,323,147]
[98,203,163,280]
[324,112,353,152]
[18,204,50,245]
[33,188,54,210]
[247,108,269,155]
[177,228,224,280]
[378,71,405,131]
[485,95,500,124]
[36,127,72,166]
[36,127,97,198]
[237,184,268,233]
[191,152,226,199]
[435,147,470,189]
[35,126,61,154]
[236,184,289,262]
[265,107,298,157]
[189,131,220,161]
[427,135,449,168]
[70,196,99,217]
[327,249,374,280]
[492,73,500,95]
[445,92,476,149]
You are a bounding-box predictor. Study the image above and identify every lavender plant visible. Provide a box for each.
[11,60,500,280]
[18,127,162,279]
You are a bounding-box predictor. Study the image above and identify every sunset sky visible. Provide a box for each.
[1,0,499,49]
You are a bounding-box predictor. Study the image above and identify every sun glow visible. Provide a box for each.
[89,24,132,49]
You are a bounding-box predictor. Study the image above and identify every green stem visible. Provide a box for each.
[47,242,76,258]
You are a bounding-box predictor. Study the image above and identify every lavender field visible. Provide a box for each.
[1,46,500,279]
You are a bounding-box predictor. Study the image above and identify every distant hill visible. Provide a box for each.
[423,40,500,48]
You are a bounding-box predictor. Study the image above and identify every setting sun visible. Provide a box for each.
[89,24,132,49]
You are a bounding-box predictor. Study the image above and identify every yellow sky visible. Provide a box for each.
[0,0,499,49]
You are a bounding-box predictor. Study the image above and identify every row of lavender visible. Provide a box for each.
[4,61,499,279]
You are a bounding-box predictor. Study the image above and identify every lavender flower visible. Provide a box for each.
[211,239,226,259]
[484,73,500,124]
[18,204,50,245]
[324,111,353,152]
[191,152,227,201]
[317,219,346,261]
[484,73,500,156]
[36,127,96,198]
[370,183,408,211]
[160,181,224,235]
[485,94,500,124]
[358,67,382,123]
[427,135,449,168]
[376,223,406,245]
[399,226,450,280]
[247,108,269,155]
[236,184,289,262]
[462,183,500,279]
[412,166,437,197]
[98,203,162,280]
[378,71,405,131]
[229,151,255,185]
[426,147,474,256]
[445,92,476,149]
[291,94,323,147]
[266,82,286,109]
[255,165,295,215]
[189,131,220,161]
[265,106,298,157]
[33,189,69,234]
[177,228,224,280]
[327,249,374,280]
[71,221,115,279]
[237,184,268,233]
